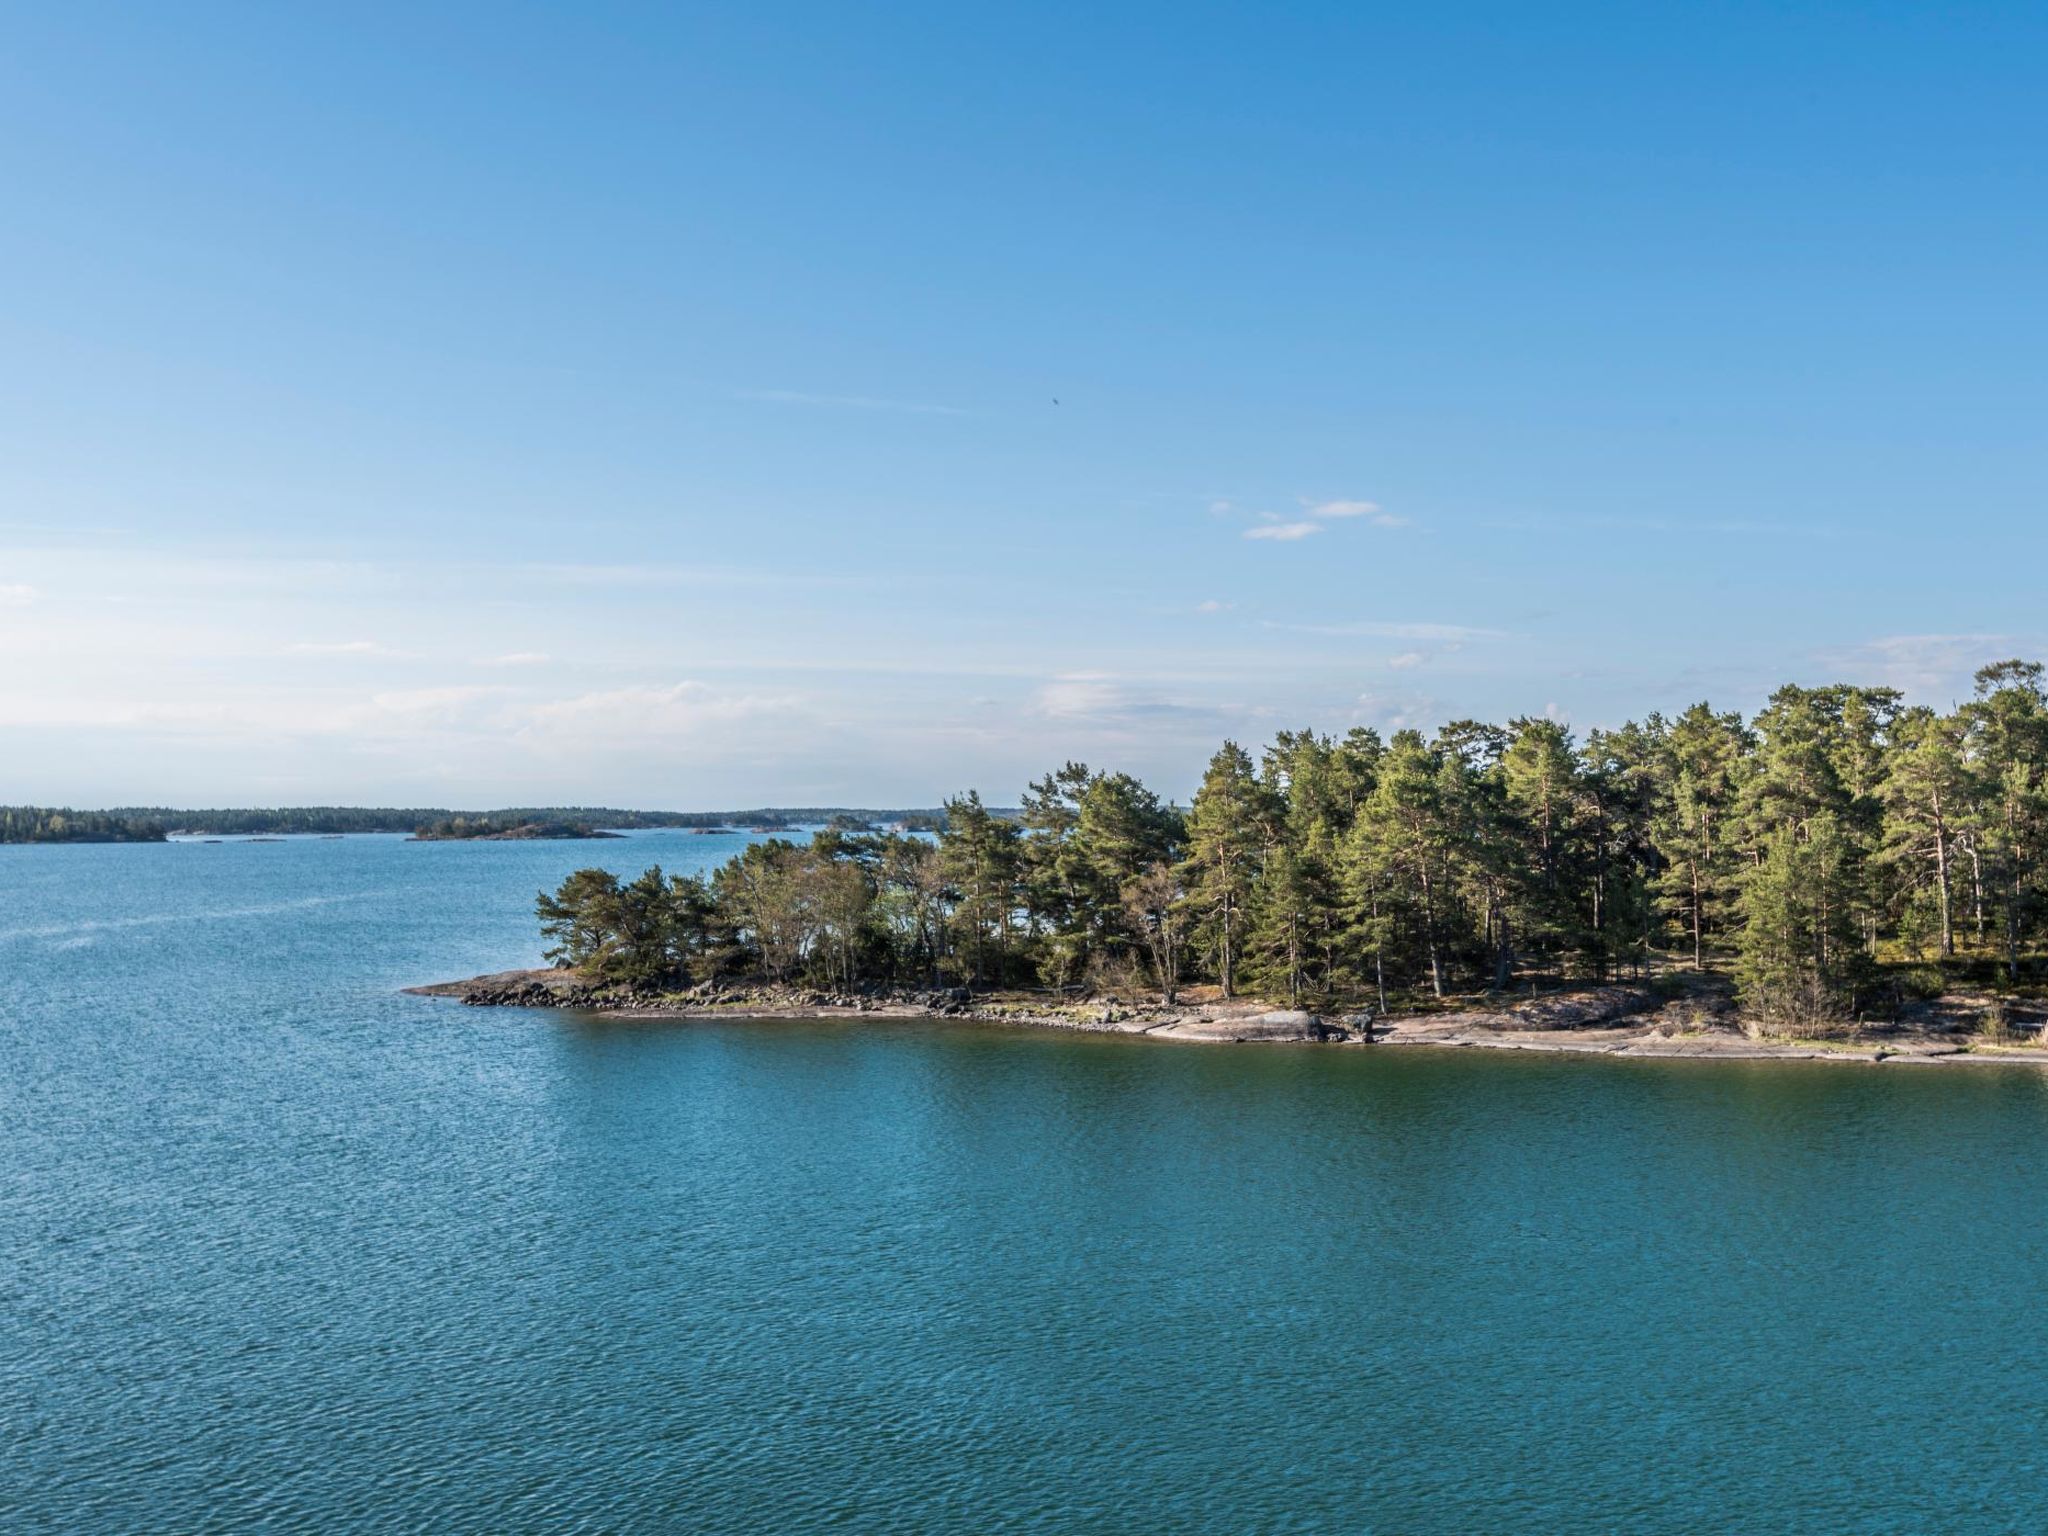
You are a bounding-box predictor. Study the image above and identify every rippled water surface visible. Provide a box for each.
[8,834,2048,1532]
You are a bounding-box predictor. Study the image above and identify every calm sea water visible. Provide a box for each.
[7,833,2048,1532]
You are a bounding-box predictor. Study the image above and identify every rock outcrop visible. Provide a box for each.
[1153,1008,1357,1043]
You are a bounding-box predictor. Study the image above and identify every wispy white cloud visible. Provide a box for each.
[1352,689,1440,733]
[0,522,126,538]
[484,651,550,667]
[1387,651,1427,670]
[1029,671,1229,733]
[0,583,37,605]
[1268,620,1501,642]
[1035,672,1123,719]
[1817,633,2027,696]
[735,388,967,417]
[519,681,802,741]
[1484,513,1837,538]
[0,682,504,736]
[1304,498,1407,528]
[289,639,391,656]
[1239,495,1403,541]
[370,685,511,716]
[0,674,803,750]
[517,561,852,591]
[1195,599,1236,614]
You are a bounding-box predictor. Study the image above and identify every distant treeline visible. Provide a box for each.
[535,663,2048,1030]
[113,806,856,835]
[412,817,621,841]
[0,805,959,842]
[0,807,168,843]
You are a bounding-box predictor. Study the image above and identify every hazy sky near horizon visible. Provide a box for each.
[5,2,2047,807]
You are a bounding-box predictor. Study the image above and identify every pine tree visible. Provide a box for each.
[1499,717,1587,976]
[1736,813,1868,1029]
[939,791,1023,986]
[1879,706,1970,958]
[1018,762,1094,987]
[1649,704,1749,969]
[1579,721,1662,978]
[537,869,624,970]
[1347,731,1454,997]
[1960,662,2048,981]
[1180,741,1277,998]
[1254,729,1371,998]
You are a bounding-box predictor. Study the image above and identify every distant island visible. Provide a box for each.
[410,818,625,842]
[0,804,964,843]
[418,661,2048,1064]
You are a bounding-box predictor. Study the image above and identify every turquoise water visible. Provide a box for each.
[7,835,2048,1532]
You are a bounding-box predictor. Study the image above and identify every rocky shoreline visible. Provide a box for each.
[406,968,1372,1042]
[405,969,2048,1064]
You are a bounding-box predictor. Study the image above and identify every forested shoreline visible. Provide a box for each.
[0,807,168,844]
[0,805,951,841]
[536,662,2048,1031]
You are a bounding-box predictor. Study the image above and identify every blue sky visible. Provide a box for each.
[4,2,2046,806]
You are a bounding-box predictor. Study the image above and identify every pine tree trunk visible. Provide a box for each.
[2009,877,2022,983]
[1933,787,1954,958]
[1372,891,1388,1013]
[1592,847,1605,980]
[1219,889,1234,999]
[1970,838,1985,939]
[1420,865,1443,998]
[1691,858,1704,971]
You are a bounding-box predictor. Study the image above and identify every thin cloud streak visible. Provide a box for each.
[735,388,968,417]
[513,561,859,591]
[1816,633,2032,695]
[1304,498,1408,528]
[1242,496,1403,541]
[1484,513,1840,538]
[1266,620,1503,641]
[288,639,388,656]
